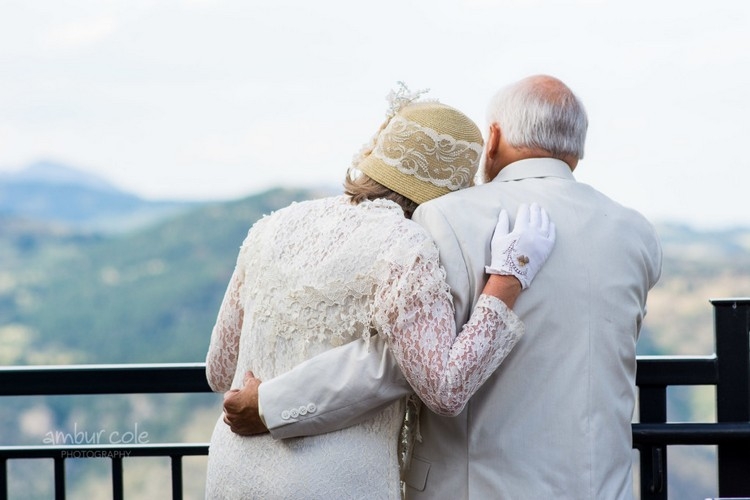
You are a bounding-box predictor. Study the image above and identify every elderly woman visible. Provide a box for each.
[204,86,555,499]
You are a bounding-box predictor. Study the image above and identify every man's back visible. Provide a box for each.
[407,158,662,499]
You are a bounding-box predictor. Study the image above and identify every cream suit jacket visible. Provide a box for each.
[258,158,663,499]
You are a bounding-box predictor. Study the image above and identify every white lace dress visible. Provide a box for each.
[204,196,524,499]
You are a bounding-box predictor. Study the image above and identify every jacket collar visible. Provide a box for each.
[492,158,575,183]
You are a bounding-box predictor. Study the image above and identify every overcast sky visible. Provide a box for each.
[1,0,748,228]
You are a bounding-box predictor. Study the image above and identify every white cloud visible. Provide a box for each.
[40,15,116,51]
[0,0,747,225]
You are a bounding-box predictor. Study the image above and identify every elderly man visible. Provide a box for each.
[222,75,662,499]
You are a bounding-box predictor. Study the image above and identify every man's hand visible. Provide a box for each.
[222,371,269,436]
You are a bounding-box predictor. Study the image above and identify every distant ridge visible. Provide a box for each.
[0,160,120,192]
[0,160,199,232]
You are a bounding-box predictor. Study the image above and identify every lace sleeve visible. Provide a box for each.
[374,246,525,417]
[205,263,245,393]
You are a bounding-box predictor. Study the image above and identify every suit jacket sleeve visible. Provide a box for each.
[259,334,413,439]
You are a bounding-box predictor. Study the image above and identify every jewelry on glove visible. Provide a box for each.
[485,203,556,289]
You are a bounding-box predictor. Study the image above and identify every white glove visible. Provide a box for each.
[485,203,556,289]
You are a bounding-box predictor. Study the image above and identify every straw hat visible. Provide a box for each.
[354,90,484,205]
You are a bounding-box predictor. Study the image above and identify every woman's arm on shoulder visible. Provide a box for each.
[375,204,554,416]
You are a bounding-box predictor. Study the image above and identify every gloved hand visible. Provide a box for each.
[485,203,556,289]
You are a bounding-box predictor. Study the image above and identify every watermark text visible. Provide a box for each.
[61,450,132,459]
[43,422,150,446]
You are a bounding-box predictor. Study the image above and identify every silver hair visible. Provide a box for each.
[486,77,588,159]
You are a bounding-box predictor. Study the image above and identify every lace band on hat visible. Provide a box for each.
[350,83,430,172]
[371,115,483,191]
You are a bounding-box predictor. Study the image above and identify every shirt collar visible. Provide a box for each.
[491,158,575,183]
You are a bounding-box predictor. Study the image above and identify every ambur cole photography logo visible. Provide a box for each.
[42,422,150,459]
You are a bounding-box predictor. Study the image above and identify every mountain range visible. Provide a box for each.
[0,161,197,233]
[1,160,748,362]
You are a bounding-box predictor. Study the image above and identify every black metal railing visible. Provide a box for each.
[1,298,749,499]
[0,363,212,499]
[634,298,750,499]
[0,443,207,500]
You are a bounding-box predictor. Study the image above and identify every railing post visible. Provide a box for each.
[54,456,66,500]
[171,455,183,500]
[712,298,750,497]
[1,457,7,500]
[112,455,124,500]
[638,385,668,500]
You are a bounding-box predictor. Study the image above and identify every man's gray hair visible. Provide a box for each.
[486,76,588,159]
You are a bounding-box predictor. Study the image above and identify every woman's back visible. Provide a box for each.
[206,195,430,499]
[234,196,428,378]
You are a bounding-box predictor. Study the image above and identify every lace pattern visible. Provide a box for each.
[204,195,524,498]
[371,115,483,191]
[372,248,524,416]
[350,82,430,172]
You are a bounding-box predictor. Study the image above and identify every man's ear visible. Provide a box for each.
[487,123,501,160]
